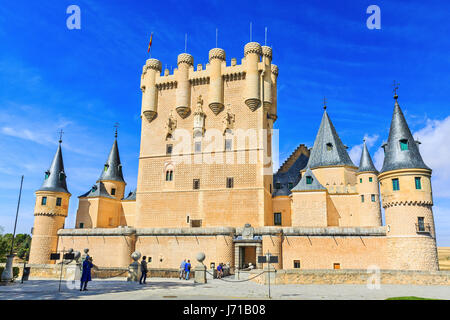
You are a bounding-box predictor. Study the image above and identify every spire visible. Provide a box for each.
[97,135,125,183]
[38,140,70,194]
[291,168,326,192]
[358,140,378,174]
[380,93,430,173]
[307,107,356,169]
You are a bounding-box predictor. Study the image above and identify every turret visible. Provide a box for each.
[29,139,71,264]
[141,58,162,123]
[269,64,278,121]
[244,42,262,111]
[208,48,226,115]
[379,92,438,271]
[356,140,382,226]
[261,46,273,113]
[97,131,126,200]
[176,53,194,118]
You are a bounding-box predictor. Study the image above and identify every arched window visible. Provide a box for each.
[166,170,173,181]
[326,143,333,151]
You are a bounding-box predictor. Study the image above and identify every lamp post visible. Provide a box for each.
[1,175,24,282]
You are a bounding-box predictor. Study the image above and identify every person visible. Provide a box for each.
[179,259,186,280]
[140,256,148,284]
[80,256,93,291]
[185,260,191,280]
[217,263,224,279]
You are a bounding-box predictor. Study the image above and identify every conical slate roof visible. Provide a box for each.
[37,141,70,194]
[97,138,125,183]
[291,168,326,192]
[79,182,113,199]
[123,189,137,201]
[307,110,356,169]
[358,141,378,173]
[380,98,430,173]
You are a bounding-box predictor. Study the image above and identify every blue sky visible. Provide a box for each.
[0,0,449,245]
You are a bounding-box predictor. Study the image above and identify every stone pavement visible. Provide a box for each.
[0,277,448,300]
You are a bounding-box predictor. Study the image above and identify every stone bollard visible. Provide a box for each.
[194,252,207,284]
[1,254,16,282]
[127,251,141,282]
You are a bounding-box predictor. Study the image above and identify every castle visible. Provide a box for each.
[28,42,439,272]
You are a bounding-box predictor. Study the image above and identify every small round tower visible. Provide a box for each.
[141,58,162,123]
[356,140,382,227]
[97,131,126,200]
[176,53,194,118]
[208,48,226,115]
[261,46,273,113]
[269,64,278,121]
[379,93,438,271]
[29,140,71,264]
[244,42,262,111]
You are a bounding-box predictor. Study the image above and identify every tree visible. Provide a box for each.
[0,233,31,262]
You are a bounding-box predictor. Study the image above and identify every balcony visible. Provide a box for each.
[415,223,432,234]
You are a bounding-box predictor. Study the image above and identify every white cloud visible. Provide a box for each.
[413,116,450,199]
[348,134,379,166]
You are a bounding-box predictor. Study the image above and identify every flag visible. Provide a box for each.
[147,33,153,53]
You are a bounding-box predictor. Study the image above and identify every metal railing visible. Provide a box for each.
[415,223,431,234]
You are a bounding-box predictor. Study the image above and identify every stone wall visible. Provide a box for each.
[250,269,450,286]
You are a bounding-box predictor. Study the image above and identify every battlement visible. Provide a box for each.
[140,42,279,120]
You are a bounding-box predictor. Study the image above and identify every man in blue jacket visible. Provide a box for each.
[80,257,93,291]
[185,260,191,280]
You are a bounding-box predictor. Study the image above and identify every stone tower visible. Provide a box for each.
[379,93,438,271]
[136,42,277,228]
[29,139,71,264]
[356,140,382,226]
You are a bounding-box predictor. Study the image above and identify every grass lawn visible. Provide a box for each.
[386,296,440,300]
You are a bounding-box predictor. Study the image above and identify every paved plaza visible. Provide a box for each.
[0,277,448,300]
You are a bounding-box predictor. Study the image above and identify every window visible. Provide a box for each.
[111,188,116,196]
[166,170,173,181]
[360,178,363,183]
[59,172,65,181]
[371,194,376,202]
[326,143,333,151]
[104,164,109,172]
[226,177,234,189]
[79,223,84,229]
[415,177,422,190]
[44,171,50,180]
[191,219,202,227]
[400,139,408,151]
[293,260,301,269]
[193,179,200,190]
[417,217,425,232]
[333,263,341,270]
[369,177,373,183]
[274,213,282,226]
[361,195,365,203]
[288,182,293,189]
[392,178,400,191]
[306,176,313,185]
[41,197,47,205]
[275,182,281,189]
[166,144,173,155]
[195,141,201,153]
[225,139,232,151]
[186,216,190,224]
[56,197,62,206]
[108,218,114,226]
